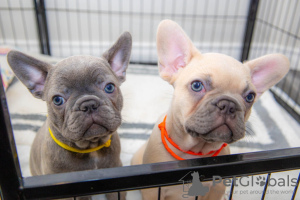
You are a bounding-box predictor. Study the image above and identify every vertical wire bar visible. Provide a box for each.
[274,0,299,110]
[66,0,74,55]
[0,75,23,199]
[219,0,230,53]
[209,0,219,52]
[158,0,165,63]
[195,196,198,200]
[228,178,235,200]
[190,0,198,41]
[0,10,6,44]
[119,0,123,33]
[139,0,144,63]
[284,16,300,99]
[269,0,284,53]
[229,0,240,57]
[34,0,51,55]
[129,0,133,61]
[158,187,161,200]
[264,0,280,53]
[130,0,133,35]
[171,0,176,20]
[118,191,120,200]
[260,0,277,55]
[261,173,271,200]
[54,0,63,57]
[251,0,266,59]
[19,0,30,51]
[199,0,208,51]
[240,0,260,61]
[275,1,293,53]
[181,0,187,28]
[76,0,82,54]
[148,0,154,63]
[7,0,18,48]
[108,0,112,42]
[278,0,300,98]
[87,0,92,55]
[270,0,292,92]
[281,0,298,55]
[98,1,103,53]
[290,49,300,107]
[291,172,300,200]
[256,0,271,57]
[160,0,165,20]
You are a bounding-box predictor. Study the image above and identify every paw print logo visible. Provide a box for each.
[256,176,266,186]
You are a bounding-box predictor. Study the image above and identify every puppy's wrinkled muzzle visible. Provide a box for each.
[63,94,118,142]
[185,95,245,143]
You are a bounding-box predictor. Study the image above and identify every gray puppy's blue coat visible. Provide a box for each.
[7,32,132,200]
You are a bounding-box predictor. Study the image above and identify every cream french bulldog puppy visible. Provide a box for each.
[132,20,290,200]
[8,32,132,200]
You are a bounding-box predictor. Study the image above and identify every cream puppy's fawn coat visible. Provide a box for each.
[132,20,290,200]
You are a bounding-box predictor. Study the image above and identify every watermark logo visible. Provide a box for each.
[188,172,209,196]
[179,171,298,198]
[256,176,266,186]
[179,171,209,198]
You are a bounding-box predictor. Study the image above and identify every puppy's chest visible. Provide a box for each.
[88,151,111,169]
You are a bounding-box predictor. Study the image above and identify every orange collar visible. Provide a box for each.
[158,115,228,160]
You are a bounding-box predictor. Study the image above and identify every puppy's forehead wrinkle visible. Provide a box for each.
[192,74,213,88]
[243,82,250,94]
[50,67,116,91]
[204,75,213,89]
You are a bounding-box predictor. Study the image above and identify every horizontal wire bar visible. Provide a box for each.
[256,18,300,41]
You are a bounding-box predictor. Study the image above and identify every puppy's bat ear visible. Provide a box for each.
[7,50,52,99]
[102,32,132,83]
[156,19,196,83]
[245,54,290,98]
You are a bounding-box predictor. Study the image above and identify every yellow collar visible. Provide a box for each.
[49,127,111,153]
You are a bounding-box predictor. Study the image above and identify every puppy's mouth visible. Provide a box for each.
[186,124,235,143]
[67,123,110,142]
[72,123,113,149]
[81,123,111,141]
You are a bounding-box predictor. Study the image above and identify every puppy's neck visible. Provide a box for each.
[165,110,224,155]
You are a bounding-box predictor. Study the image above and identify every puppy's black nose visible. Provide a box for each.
[216,99,236,116]
[79,100,99,113]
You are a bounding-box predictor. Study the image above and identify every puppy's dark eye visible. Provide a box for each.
[53,96,65,106]
[191,81,204,92]
[245,93,255,103]
[104,83,115,93]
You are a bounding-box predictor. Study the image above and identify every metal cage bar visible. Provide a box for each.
[1,1,300,199]
[0,77,23,199]
[240,0,259,62]
[34,0,51,55]
[291,172,300,200]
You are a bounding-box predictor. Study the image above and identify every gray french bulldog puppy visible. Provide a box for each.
[7,32,132,200]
